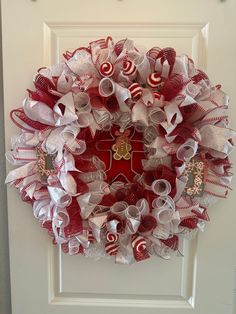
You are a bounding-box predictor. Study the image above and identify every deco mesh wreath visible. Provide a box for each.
[6,37,235,264]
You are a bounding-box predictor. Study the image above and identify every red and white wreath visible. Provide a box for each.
[6,37,235,264]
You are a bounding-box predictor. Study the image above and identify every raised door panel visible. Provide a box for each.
[2,1,236,314]
[45,22,207,310]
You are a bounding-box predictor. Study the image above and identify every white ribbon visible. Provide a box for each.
[66,48,98,77]
[51,205,69,244]
[176,138,198,162]
[23,98,55,126]
[54,92,78,126]
[5,161,37,184]
[53,205,70,228]
[33,199,52,221]
[99,77,115,97]
[152,210,180,239]
[93,109,112,128]
[149,107,166,124]
[162,102,183,134]
[136,198,150,215]
[148,136,169,158]
[132,101,149,126]
[48,186,72,207]
[77,111,94,128]
[125,205,141,234]
[77,192,103,219]
[152,179,171,196]
[152,195,175,224]
[143,88,154,107]
[143,126,158,143]
[134,54,151,82]
[58,171,77,195]
[106,219,121,234]
[6,145,36,165]
[68,237,81,255]
[88,214,107,242]
[79,170,105,183]
[111,201,128,218]
[77,181,110,219]
[114,83,131,112]
[57,73,73,94]
[199,125,236,158]
[75,230,91,249]
[42,124,85,156]
[74,92,91,112]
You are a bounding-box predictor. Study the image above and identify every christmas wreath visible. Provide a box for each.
[5,37,235,264]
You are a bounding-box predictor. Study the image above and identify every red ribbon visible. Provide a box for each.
[169,122,199,144]
[27,88,57,109]
[34,73,55,94]
[160,235,179,251]
[138,215,157,234]
[161,74,184,101]
[156,47,176,76]
[10,108,50,131]
[144,165,177,198]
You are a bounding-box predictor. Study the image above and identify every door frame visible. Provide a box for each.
[0,2,11,314]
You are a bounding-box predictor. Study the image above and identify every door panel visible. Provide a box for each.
[2,1,236,314]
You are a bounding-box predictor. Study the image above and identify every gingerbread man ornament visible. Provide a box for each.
[112,130,132,160]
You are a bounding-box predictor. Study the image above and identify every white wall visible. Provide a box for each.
[0,2,11,313]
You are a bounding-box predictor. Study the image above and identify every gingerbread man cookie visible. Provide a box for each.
[112,130,132,160]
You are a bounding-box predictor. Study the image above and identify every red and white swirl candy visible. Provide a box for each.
[88,230,95,243]
[106,231,119,243]
[147,72,162,88]
[123,60,136,76]
[132,235,147,252]
[105,242,119,256]
[99,62,114,77]
[153,91,161,100]
[128,83,142,100]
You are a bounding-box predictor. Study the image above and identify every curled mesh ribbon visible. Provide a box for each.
[5,37,235,264]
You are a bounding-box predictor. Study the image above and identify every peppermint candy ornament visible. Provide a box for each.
[132,235,150,261]
[88,230,95,243]
[132,235,147,252]
[99,61,114,77]
[106,231,119,243]
[5,36,235,266]
[128,82,142,100]
[123,60,136,76]
[147,72,162,88]
[105,242,119,256]
[153,91,161,100]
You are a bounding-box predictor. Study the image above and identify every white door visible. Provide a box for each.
[2,1,236,313]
